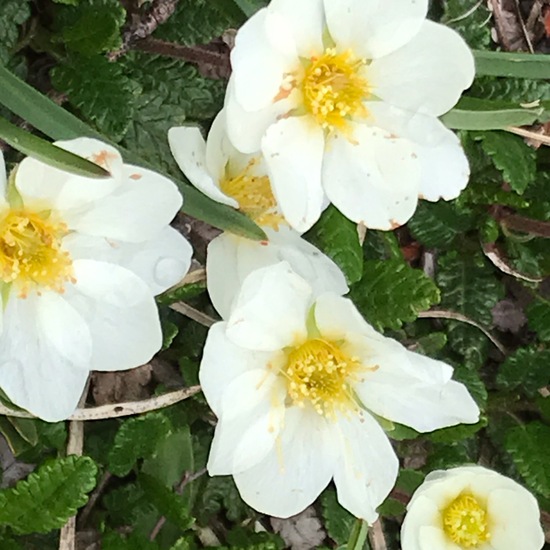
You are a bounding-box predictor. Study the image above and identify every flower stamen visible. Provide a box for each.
[443,494,491,547]
[0,209,74,297]
[302,48,370,132]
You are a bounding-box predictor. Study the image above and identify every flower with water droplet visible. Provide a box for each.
[168,111,348,318]
[0,138,192,421]
[402,465,544,550]
[199,262,479,521]
[225,0,474,232]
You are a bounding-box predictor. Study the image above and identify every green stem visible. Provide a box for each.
[347,519,369,550]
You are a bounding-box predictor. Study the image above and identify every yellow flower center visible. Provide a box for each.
[220,160,283,228]
[0,209,74,297]
[282,338,363,419]
[302,48,370,132]
[443,494,491,548]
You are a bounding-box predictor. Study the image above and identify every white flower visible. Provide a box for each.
[199,262,480,521]
[225,0,474,232]
[401,465,545,550]
[168,112,348,318]
[0,138,192,421]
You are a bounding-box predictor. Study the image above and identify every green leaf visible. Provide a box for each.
[306,206,363,284]
[196,476,251,524]
[474,50,550,79]
[321,489,355,546]
[0,456,97,534]
[138,473,194,531]
[108,412,172,477]
[452,363,488,407]
[441,97,544,130]
[157,282,206,305]
[428,416,488,444]
[55,0,126,56]
[496,346,550,396]
[505,421,550,498]
[443,0,491,49]
[51,56,142,142]
[470,76,550,104]
[0,116,110,177]
[475,131,536,194]
[351,259,440,331]
[407,201,475,249]
[0,0,31,65]
[229,0,268,18]
[527,299,550,342]
[437,251,504,325]
[103,531,161,550]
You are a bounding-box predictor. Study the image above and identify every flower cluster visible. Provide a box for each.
[0,0,544,545]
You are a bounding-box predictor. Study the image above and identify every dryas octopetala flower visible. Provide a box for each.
[225,0,474,232]
[199,262,480,521]
[401,465,545,550]
[168,111,348,319]
[0,139,192,421]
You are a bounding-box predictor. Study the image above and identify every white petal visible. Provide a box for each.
[401,495,441,550]
[262,116,325,233]
[0,150,6,198]
[225,79,298,154]
[15,139,122,211]
[418,526,462,550]
[323,125,421,229]
[64,226,192,296]
[226,262,311,351]
[67,259,161,372]
[206,229,348,319]
[208,369,286,474]
[356,347,480,432]
[324,0,428,59]
[199,322,277,416]
[231,8,296,111]
[314,293,384,342]
[417,122,470,202]
[488,489,545,550]
[0,292,92,421]
[168,125,238,208]
[234,407,338,518]
[333,411,398,523]
[64,165,182,242]
[269,0,325,56]
[369,21,475,117]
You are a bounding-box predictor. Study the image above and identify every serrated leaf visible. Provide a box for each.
[321,489,355,546]
[306,206,363,284]
[0,0,31,65]
[447,323,489,368]
[527,299,550,342]
[51,56,142,142]
[55,0,126,56]
[452,363,488,406]
[437,251,504,325]
[428,416,488,444]
[496,346,550,396]
[505,422,550,498]
[196,476,251,524]
[408,201,475,249]
[108,412,172,477]
[443,0,491,49]
[139,473,194,531]
[0,456,97,534]
[351,259,440,331]
[475,131,536,194]
[103,531,161,550]
[157,282,206,305]
[122,53,224,174]
[470,76,550,104]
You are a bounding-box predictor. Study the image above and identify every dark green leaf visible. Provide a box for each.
[306,206,363,284]
[475,131,536,194]
[351,259,440,331]
[51,56,142,142]
[0,456,97,534]
[102,531,161,550]
[496,346,550,396]
[437,251,504,325]
[0,0,31,65]
[505,421,550,498]
[527,299,550,342]
[474,50,550,79]
[443,0,491,49]
[321,489,355,546]
[108,412,172,477]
